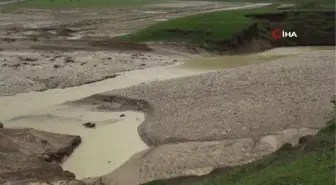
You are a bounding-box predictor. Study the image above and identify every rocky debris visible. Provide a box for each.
[331,95,336,112]
[12,63,21,68]
[18,56,38,62]
[65,56,75,63]
[53,64,62,68]
[83,122,96,128]
[102,51,335,146]
[119,114,125,117]
[330,95,336,110]
[3,38,16,42]
[84,51,334,185]
[0,128,84,185]
[0,122,3,128]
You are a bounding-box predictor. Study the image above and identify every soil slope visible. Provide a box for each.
[0,127,85,185]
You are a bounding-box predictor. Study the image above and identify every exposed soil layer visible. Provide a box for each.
[0,127,84,185]
[209,11,335,53]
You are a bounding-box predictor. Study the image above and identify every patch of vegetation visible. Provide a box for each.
[119,4,335,52]
[142,118,335,185]
[118,6,278,43]
[3,0,171,8]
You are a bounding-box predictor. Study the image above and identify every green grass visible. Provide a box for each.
[3,0,172,8]
[143,118,336,185]
[119,4,335,51]
[118,6,278,43]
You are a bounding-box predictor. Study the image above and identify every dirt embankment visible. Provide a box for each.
[0,127,84,185]
[210,11,335,54]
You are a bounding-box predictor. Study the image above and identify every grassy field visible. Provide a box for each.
[143,118,335,185]
[2,0,172,8]
[118,6,279,43]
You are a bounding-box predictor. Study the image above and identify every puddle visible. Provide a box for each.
[67,34,83,40]
[184,46,335,70]
[184,54,286,70]
[144,11,167,14]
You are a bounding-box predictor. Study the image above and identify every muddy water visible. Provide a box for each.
[8,105,146,179]
[0,63,208,179]
[184,46,335,69]
[0,46,332,179]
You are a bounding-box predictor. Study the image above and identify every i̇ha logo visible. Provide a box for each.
[272,29,298,40]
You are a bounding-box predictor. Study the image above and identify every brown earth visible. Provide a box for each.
[0,127,84,185]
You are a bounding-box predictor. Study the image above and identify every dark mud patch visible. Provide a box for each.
[28,39,153,52]
[67,94,153,113]
[0,128,84,184]
[209,11,335,54]
[80,74,120,85]
[88,39,153,51]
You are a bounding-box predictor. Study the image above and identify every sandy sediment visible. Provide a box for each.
[77,50,335,145]
[0,50,184,96]
[79,50,335,185]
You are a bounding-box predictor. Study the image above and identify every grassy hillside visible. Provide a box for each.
[118,6,278,44]
[143,118,335,185]
[118,4,335,52]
